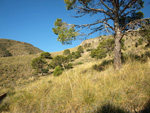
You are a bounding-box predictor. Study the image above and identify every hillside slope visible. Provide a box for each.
[0,34,150,112]
[0,39,43,57]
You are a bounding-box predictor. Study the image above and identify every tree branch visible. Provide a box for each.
[100,0,113,12]
[119,0,125,7]
[120,0,138,15]
[121,18,150,32]
[75,6,113,19]
[121,10,136,17]
[74,18,114,31]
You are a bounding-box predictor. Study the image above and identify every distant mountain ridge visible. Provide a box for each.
[0,39,43,57]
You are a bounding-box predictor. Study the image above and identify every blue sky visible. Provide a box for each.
[0,0,149,52]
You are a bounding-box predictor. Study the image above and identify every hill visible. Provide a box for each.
[0,39,43,57]
[0,34,150,112]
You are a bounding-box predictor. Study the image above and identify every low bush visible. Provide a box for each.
[41,69,49,74]
[92,59,113,72]
[84,43,91,48]
[71,51,81,60]
[31,57,47,74]
[63,49,70,55]
[53,66,63,76]
[77,46,84,53]
[74,51,81,59]
[90,49,107,59]
[40,52,52,59]
[77,62,83,65]
[66,54,73,62]
[50,55,68,69]
[122,51,150,63]
[64,63,73,69]
[86,49,93,52]
[90,38,125,60]
[92,64,104,72]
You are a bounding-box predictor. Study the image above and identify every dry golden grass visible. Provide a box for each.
[0,54,41,94]
[0,39,43,57]
[1,59,150,113]
[50,46,78,57]
[0,34,150,113]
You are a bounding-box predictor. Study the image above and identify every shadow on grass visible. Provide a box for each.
[0,93,9,112]
[92,59,113,72]
[94,103,129,113]
[122,50,150,63]
[139,99,150,113]
[0,93,7,104]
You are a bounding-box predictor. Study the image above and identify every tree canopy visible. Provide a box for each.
[53,0,149,69]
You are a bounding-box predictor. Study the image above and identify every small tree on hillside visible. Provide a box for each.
[53,0,150,69]
[63,49,71,55]
[40,52,52,59]
[77,46,84,53]
[90,38,125,59]
[53,66,63,76]
[90,49,107,59]
[74,51,81,58]
[31,57,47,75]
[90,38,114,59]
[50,55,68,68]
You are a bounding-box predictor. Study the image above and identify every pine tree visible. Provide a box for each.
[53,0,149,69]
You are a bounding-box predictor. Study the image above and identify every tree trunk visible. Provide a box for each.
[113,3,122,70]
[114,30,122,70]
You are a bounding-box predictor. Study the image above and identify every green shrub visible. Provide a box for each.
[53,66,63,76]
[77,62,83,65]
[100,59,113,67]
[126,53,141,61]
[86,49,93,52]
[97,38,115,51]
[41,69,49,74]
[145,51,150,57]
[3,50,12,57]
[140,51,150,62]
[90,38,125,60]
[135,38,143,47]
[121,51,150,63]
[139,25,150,47]
[71,51,81,60]
[65,63,73,69]
[90,49,107,59]
[31,57,47,74]
[63,49,70,55]
[0,45,12,57]
[77,46,84,53]
[84,43,91,48]
[90,38,114,59]
[67,54,73,62]
[72,52,75,55]
[50,55,68,69]
[92,60,113,72]
[86,49,91,52]
[92,64,104,71]
[74,51,81,58]
[40,52,52,59]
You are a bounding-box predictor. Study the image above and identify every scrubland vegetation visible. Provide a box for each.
[1,25,150,112]
[0,31,150,112]
[1,57,150,113]
[0,0,150,112]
